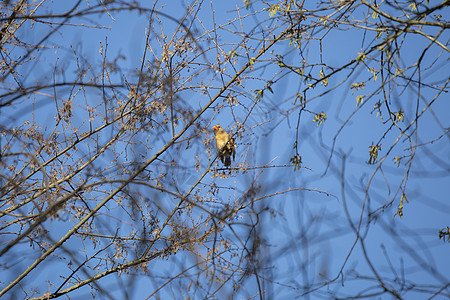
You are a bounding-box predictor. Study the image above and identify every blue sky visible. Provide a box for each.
[1,1,449,299]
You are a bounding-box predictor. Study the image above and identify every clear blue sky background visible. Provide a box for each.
[2,1,449,299]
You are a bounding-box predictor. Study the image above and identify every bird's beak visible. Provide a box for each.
[213,126,217,130]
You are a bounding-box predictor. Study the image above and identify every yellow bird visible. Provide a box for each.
[212,124,236,167]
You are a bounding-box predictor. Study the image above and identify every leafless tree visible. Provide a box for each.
[1,0,449,299]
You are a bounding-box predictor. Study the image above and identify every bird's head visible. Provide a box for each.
[213,124,221,131]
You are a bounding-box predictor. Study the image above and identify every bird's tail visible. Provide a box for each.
[224,156,231,167]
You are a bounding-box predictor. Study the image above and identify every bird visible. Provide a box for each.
[212,124,235,167]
